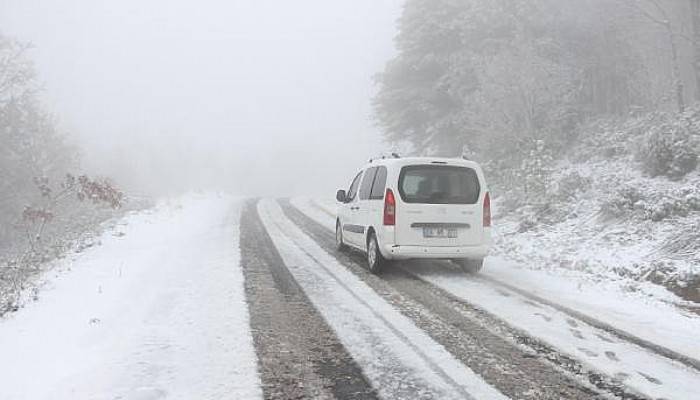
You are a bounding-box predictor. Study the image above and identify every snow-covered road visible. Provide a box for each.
[2,194,699,400]
[0,195,261,400]
[290,196,700,400]
[258,199,507,400]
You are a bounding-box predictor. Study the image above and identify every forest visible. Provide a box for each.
[374,0,700,299]
[0,34,124,312]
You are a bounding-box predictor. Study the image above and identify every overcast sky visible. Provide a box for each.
[0,0,402,197]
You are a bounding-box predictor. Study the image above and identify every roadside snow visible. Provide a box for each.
[408,264,700,400]
[481,257,700,362]
[0,194,261,400]
[260,199,508,400]
[493,162,700,305]
[295,196,700,394]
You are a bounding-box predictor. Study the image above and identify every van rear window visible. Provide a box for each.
[398,165,480,204]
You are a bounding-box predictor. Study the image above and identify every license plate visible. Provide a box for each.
[423,227,458,238]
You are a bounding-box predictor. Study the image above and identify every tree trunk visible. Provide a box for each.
[691,0,700,101]
[668,28,686,112]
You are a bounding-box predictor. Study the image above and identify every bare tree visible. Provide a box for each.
[628,0,686,111]
[690,0,700,100]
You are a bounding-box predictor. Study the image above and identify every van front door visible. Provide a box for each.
[341,171,363,247]
[356,167,378,250]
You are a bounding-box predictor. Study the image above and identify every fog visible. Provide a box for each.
[0,0,401,197]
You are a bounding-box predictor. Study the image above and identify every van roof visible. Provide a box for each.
[363,156,482,170]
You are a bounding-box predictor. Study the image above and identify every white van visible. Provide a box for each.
[335,156,492,274]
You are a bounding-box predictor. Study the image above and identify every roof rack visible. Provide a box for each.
[369,153,401,163]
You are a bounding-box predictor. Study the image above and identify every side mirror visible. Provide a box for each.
[336,189,346,203]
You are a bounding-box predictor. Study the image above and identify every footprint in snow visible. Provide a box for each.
[523,299,542,308]
[605,351,620,362]
[566,318,578,328]
[613,372,630,382]
[534,312,552,322]
[570,328,585,339]
[577,347,598,357]
[595,333,615,343]
[637,372,662,385]
[496,289,511,297]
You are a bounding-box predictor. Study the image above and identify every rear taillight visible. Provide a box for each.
[483,192,491,227]
[384,189,396,226]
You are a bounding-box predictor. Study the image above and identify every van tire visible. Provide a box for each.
[456,259,483,274]
[335,220,347,251]
[367,232,386,274]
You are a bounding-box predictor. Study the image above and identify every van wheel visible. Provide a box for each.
[336,221,347,251]
[367,233,386,274]
[456,259,483,274]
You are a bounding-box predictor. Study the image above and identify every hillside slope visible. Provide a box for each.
[493,109,700,307]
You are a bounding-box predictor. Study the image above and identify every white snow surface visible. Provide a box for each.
[294,196,700,398]
[289,197,336,230]
[259,199,508,400]
[0,194,261,400]
[408,264,700,400]
[493,161,700,305]
[297,196,700,359]
[481,257,700,362]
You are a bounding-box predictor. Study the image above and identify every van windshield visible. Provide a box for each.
[398,165,481,204]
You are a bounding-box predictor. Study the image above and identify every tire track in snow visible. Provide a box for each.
[401,263,700,400]
[477,274,700,372]
[279,199,610,400]
[281,198,662,400]
[293,196,700,399]
[296,195,700,373]
[240,199,378,400]
[259,199,508,400]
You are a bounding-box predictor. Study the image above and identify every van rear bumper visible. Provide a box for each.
[382,244,490,260]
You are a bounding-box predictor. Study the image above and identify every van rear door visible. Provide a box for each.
[395,164,483,247]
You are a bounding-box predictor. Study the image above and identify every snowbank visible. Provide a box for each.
[0,193,261,400]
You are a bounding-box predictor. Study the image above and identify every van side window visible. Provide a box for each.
[369,166,387,200]
[346,171,363,202]
[359,167,377,200]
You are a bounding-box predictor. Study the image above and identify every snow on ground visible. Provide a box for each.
[407,263,700,400]
[314,197,339,218]
[0,194,261,400]
[481,257,700,362]
[289,197,336,230]
[259,199,508,400]
[493,161,700,306]
[295,196,700,383]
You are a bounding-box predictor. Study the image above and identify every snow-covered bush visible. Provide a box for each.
[516,202,572,232]
[576,108,699,180]
[600,186,645,219]
[1,174,125,314]
[636,126,697,179]
[553,171,592,201]
[575,118,632,161]
[600,183,700,222]
[634,108,699,179]
[518,140,554,203]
